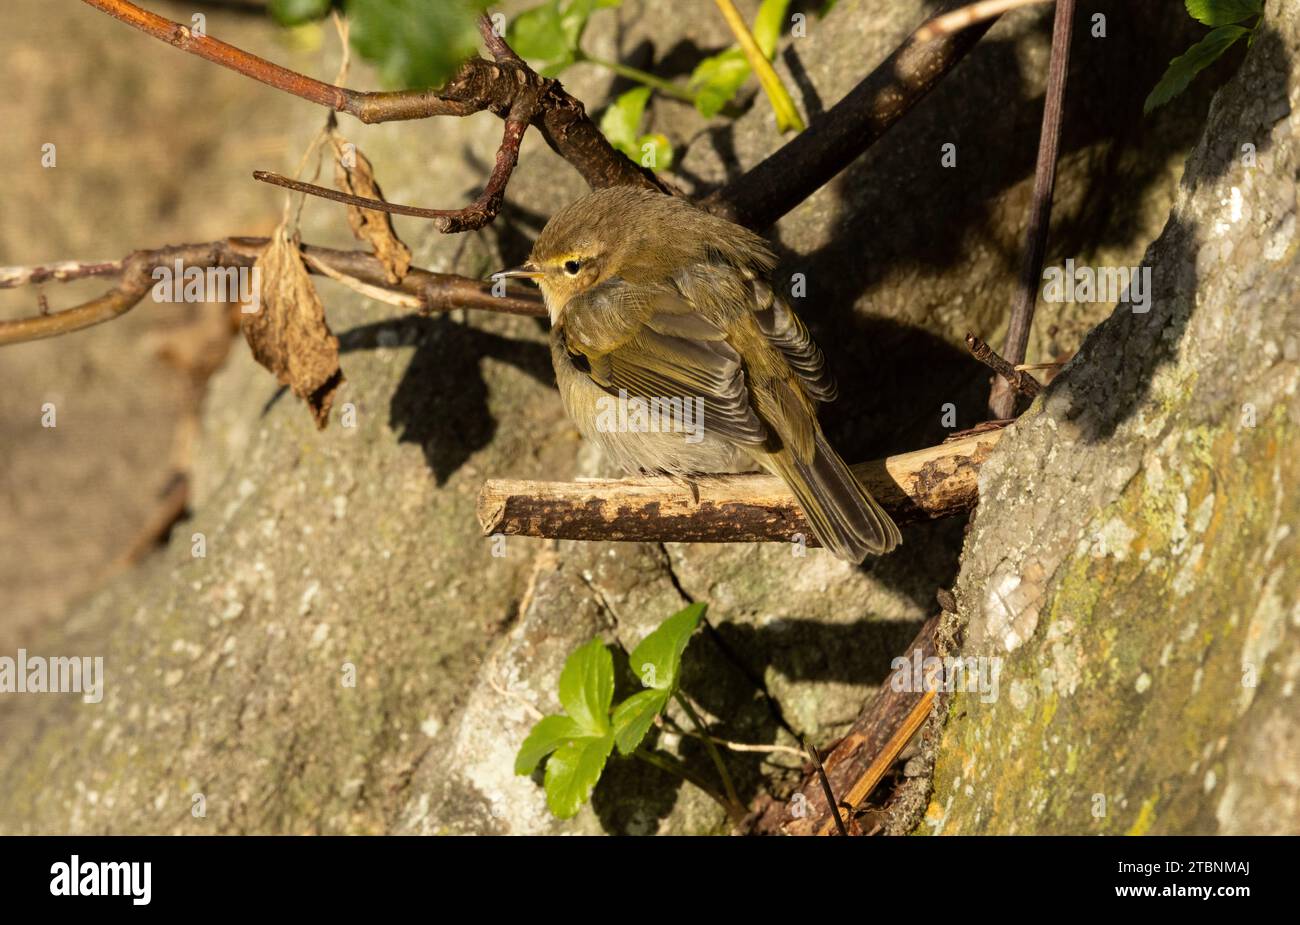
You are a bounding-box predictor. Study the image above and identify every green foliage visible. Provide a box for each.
[269,0,492,89]
[599,87,675,171]
[268,0,336,26]
[687,0,790,117]
[507,0,622,76]
[613,601,703,753]
[1145,0,1262,114]
[1184,0,1263,27]
[347,0,492,89]
[515,603,705,819]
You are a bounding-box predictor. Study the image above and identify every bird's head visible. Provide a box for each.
[493,187,776,324]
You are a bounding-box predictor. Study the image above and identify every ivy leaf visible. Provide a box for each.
[557,638,615,737]
[345,0,489,90]
[1144,24,1250,114]
[515,714,583,776]
[611,688,668,755]
[628,602,705,693]
[268,0,336,26]
[1184,0,1263,27]
[544,734,614,819]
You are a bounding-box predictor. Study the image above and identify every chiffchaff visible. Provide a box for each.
[496,187,900,562]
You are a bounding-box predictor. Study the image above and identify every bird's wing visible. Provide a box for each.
[749,279,837,403]
[560,279,768,447]
[670,263,837,404]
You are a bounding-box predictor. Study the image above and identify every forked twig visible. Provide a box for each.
[988,0,1075,418]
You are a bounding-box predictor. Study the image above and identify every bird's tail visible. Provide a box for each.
[765,432,901,562]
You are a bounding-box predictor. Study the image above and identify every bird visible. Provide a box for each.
[495,186,900,562]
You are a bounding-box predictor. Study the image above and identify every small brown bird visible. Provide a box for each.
[497,187,900,561]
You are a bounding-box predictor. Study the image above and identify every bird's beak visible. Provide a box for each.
[491,262,544,281]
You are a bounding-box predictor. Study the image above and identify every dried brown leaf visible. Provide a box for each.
[245,226,344,430]
[332,131,412,285]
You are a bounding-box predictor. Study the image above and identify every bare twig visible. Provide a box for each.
[772,616,940,836]
[254,118,529,233]
[85,0,1004,236]
[80,0,666,195]
[804,739,848,836]
[914,0,1053,43]
[701,2,1005,230]
[966,332,1043,397]
[0,239,543,346]
[989,0,1075,418]
[478,430,1002,545]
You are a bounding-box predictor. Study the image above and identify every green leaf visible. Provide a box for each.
[628,601,705,694]
[560,0,621,49]
[752,0,792,58]
[557,638,614,736]
[1144,24,1249,114]
[636,132,674,171]
[345,0,489,90]
[1184,0,1263,27]
[612,688,668,755]
[269,0,334,26]
[543,733,614,818]
[599,85,652,156]
[688,47,751,118]
[508,1,572,66]
[515,714,583,775]
[685,0,788,117]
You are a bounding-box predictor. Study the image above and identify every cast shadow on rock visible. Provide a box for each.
[1041,25,1290,444]
[337,315,553,485]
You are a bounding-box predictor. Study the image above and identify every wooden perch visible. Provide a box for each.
[477,430,1003,545]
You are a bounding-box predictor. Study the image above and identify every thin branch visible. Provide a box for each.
[477,430,1003,545]
[85,0,1006,235]
[0,239,543,346]
[80,0,667,195]
[966,332,1043,397]
[254,119,529,233]
[0,259,126,288]
[914,0,1053,43]
[674,691,742,815]
[773,616,941,836]
[988,0,1075,419]
[476,12,523,66]
[701,1,1005,229]
[804,739,848,836]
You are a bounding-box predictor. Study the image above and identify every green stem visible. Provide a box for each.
[578,52,697,103]
[634,750,741,823]
[673,691,743,814]
[712,0,806,132]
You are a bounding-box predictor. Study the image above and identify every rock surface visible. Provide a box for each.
[924,0,1300,835]
[0,1,1249,834]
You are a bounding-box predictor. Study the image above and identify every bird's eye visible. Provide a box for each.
[563,259,581,276]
